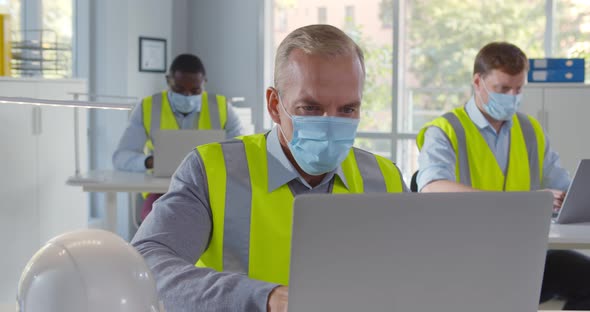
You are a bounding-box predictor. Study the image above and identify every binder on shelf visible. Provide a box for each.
[528,68,585,83]
[529,58,585,70]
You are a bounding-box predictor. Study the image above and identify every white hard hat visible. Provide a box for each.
[17,229,165,312]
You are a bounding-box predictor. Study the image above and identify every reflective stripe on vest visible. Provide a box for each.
[141,90,228,151]
[416,107,545,191]
[195,133,404,285]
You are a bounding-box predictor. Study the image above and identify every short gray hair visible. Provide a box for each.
[274,24,365,91]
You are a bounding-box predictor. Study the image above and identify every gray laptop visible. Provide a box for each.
[152,129,225,177]
[288,192,553,312]
[554,159,590,224]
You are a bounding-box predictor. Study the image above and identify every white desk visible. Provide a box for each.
[548,223,590,250]
[66,170,170,232]
[66,171,590,250]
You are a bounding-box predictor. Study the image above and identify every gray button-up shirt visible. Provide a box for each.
[113,91,244,172]
[132,127,408,312]
[417,97,570,191]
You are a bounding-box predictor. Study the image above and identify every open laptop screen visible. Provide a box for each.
[555,159,590,224]
[288,192,553,312]
[152,130,225,177]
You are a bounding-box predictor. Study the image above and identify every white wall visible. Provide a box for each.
[127,0,173,97]
[0,78,88,307]
[172,0,190,57]
[187,0,265,131]
[86,0,171,98]
[77,0,173,240]
[76,0,261,239]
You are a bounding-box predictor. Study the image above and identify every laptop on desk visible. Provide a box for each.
[554,159,590,224]
[152,129,225,177]
[288,192,553,312]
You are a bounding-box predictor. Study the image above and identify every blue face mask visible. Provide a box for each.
[169,91,202,114]
[277,97,359,176]
[477,79,522,121]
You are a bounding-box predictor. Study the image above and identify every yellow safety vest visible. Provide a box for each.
[141,90,228,152]
[416,107,545,191]
[195,133,404,285]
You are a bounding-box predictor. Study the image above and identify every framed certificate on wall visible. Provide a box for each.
[139,37,167,73]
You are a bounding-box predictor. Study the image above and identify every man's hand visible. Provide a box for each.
[541,189,566,211]
[145,156,154,169]
[421,180,481,193]
[267,286,288,312]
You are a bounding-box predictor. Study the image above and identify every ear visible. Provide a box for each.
[267,87,281,124]
[472,73,481,89]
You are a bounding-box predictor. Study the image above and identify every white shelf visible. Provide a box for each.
[526,83,590,88]
[0,96,133,110]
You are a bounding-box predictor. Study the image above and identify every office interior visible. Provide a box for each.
[2,0,590,311]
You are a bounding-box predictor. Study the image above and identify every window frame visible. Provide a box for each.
[12,0,75,77]
[262,0,561,169]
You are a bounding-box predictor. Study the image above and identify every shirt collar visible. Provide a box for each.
[266,126,349,192]
[465,96,512,133]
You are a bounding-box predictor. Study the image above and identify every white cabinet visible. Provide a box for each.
[520,86,544,121]
[0,77,88,306]
[523,84,590,174]
[37,106,89,242]
[0,104,39,305]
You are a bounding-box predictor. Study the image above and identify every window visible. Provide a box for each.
[379,0,392,28]
[276,10,288,33]
[8,0,21,32]
[41,0,72,77]
[8,0,73,78]
[0,0,23,64]
[267,0,394,166]
[344,5,355,29]
[553,0,590,82]
[397,0,546,177]
[266,0,590,183]
[318,6,327,24]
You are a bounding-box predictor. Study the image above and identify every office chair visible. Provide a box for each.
[410,170,419,192]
